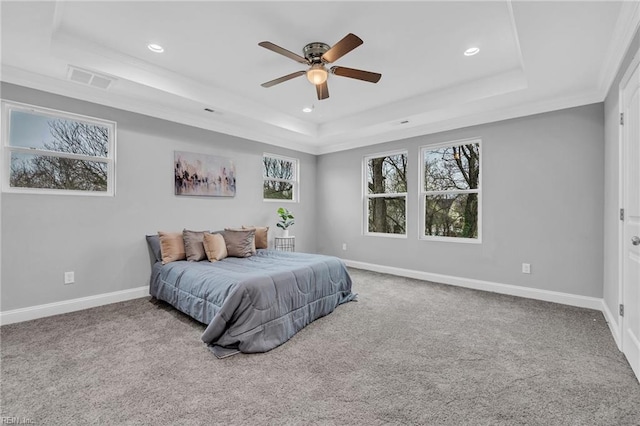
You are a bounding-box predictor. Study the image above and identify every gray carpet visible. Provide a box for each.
[1,268,639,425]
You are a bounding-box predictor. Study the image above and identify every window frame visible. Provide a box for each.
[1,100,117,196]
[419,138,482,244]
[363,149,408,238]
[262,153,299,203]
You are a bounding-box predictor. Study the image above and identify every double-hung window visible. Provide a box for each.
[2,101,116,196]
[420,139,481,242]
[364,151,408,236]
[263,153,298,202]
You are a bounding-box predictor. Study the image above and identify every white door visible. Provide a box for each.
[621,55,640,380]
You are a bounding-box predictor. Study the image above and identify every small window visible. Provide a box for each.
[420,139,481,242]
[2,101,116,196]
[364,151,408,236]
[263,153,298,202]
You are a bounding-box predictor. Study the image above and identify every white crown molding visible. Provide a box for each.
[1,63,603,157]
[343,259,603,311]
[316,89,603,155]
[598,0,640,97]
[0,286,149,326]
[317,68,528,140]
[1,65,320,155]
[50,29,319,139]
[506,0,526,75]
[1,1,634,157]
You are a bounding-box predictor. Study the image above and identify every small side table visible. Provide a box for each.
[274,236,295,252]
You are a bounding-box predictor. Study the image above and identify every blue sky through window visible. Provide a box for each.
[9,111,53,149]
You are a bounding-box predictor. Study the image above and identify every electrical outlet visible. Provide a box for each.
[342,243,347,251]
[522,263,531,274]
[64,271,75,284]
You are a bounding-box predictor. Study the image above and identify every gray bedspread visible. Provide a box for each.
[150,249,356,357]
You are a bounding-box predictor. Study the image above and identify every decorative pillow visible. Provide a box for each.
[242,226,269,249]
[222,229,256,258]
[158,231,186,264]
[183,229,208,261]
[225,227,256,252]
[203,232,228,262]
[146,235,162,263]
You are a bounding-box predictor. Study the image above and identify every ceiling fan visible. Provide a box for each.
[259,33,382,101]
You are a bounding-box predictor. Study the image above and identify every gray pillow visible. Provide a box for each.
[222,229,256,258]
[183,229,208,261]
[146,234,162,263]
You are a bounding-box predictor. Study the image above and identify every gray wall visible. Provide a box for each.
[1,83,317,311]
[317,104,605,298]
[603,27,640,317]
[0,83,610,311]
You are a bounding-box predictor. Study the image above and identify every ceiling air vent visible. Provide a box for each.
[67,66,115,90]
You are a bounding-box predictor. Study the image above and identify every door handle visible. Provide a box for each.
[633,236,640,246]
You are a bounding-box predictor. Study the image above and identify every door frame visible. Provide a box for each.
[617,45,640,352]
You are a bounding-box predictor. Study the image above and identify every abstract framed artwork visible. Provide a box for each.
[174,151,236,197]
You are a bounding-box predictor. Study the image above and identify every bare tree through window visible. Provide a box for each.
[422,142,480,239]
[6,104,114,194]
[263,154,297,200]
[365,152,407,235]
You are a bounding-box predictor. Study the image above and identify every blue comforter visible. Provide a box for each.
[150,250,356,357]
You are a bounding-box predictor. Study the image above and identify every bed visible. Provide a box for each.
[147,236,356,358]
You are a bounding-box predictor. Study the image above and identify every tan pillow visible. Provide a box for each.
[223,229,256,258]
[242,226,269,249]
[203,233,227,262]
[158,231,186,264]
[183,229,208,261]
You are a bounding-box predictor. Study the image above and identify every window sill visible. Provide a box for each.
[419,236,482,244]
[2,187,114,197]
[263,198,297,203]
[364,232,407,239]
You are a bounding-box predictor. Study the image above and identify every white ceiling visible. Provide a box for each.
[1,1,638,154]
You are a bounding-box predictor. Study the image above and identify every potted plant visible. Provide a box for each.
[276,207,295,237]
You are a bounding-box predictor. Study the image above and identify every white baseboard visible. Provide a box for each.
[344,259,603,311]
[0,286,149,326]
[601,300,622,350]
[0,262,609,331]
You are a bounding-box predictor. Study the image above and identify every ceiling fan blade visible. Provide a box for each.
[322,33,363,63]
[316,81,329,100]
[259,41,309,64]
[330,66,382,83]
[261,71,306,88]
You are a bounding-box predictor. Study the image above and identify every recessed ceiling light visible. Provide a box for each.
[302,106,313,113]
[400,120,409,124]
[204,108,215,113]
[147,43,164,53]
[464,47,480,56]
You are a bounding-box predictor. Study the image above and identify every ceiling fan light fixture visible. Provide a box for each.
[259,33,380,100]
[306,65,328,85]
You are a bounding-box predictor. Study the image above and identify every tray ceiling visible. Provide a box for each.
[1,1,637,154]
